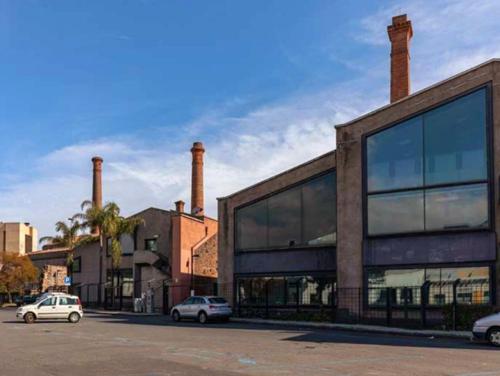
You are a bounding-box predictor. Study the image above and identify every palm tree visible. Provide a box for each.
[39,214,85,268]
[78,200,143,306]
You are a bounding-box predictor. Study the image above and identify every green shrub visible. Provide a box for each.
[442,304,497,331]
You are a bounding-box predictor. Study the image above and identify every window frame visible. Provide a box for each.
[72,256,81,273]
[234,169,337,253]
[362,84,494,238]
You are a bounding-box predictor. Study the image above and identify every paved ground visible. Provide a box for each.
[1,308,499,376]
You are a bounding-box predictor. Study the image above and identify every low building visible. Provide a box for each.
[217,14,500,324]
[28,248,70,293]
[217,152,336,315]
[0,222,38,255]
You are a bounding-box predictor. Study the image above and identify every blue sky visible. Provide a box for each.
[1,0,500,238]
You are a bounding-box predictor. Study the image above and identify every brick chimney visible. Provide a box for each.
[91,156,103,234]
[175,200,185,213]
[91,156,103,209]
[190,142,205,216]
[387,14,413,103]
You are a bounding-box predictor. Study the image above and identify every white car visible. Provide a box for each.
[170,296,232,324]
[472,312,500,346]
[16,293,83,324]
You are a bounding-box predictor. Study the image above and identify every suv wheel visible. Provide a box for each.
[198,311,208,324]
[172,310,181,322]
[24,312,36,324]
[68,312,81,323]
[488,328,500,347]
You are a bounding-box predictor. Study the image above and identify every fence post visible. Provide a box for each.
[119,284,124,311]
[358,288,362,324]
[237,282,242,317]
[265,280,269,319]
[386,287,392,326]
[452,279,461,331]
[296,282,300,314]
[421,282,428,329]
[403,287,408,321]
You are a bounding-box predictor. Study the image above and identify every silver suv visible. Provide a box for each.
[16,293,83,324]
[170,296,232,324]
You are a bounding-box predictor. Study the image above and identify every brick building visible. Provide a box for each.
[72,142,218,312]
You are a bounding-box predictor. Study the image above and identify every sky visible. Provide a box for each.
[1,0,500,239]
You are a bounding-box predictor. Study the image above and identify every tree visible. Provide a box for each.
[78,200,143,303]
[0,253,39,303]
[39,214,86,268]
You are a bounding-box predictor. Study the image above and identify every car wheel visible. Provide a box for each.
[488,328,500,347]
[24,312,36,324]
[172,310,181,322]
[68,312,81,323]
[198,311,208,324]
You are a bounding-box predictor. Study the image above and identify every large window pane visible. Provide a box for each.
[425,184,488,231]
[302,173,336,245]
[424,89,487,185]
[268,278,285,305]
[368,190,424,235]
[268,187,301,247]
[236,200,268,250]
[367,117,423,192]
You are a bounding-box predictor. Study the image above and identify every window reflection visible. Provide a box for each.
[424,89,487,185]
[367,117,423,192]
[368,190,424,235]
[425,184,488,231]
[367,266,490,306]
[237,275,334,306]
[236,172,336,251]
[366,88,489,236]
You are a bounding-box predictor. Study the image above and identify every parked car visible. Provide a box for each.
[21,295,39,306]
[472,312,500,346]
[170,296,232,324]
[16,293,83,324]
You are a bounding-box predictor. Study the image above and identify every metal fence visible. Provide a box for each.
[236,279,493,330]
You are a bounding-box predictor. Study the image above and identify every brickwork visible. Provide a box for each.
[387,14,413,103]
[41,264,68,292]
[190,142,205,216]
[193,233,217,278]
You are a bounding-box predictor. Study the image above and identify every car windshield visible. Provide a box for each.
[208,297,227,304]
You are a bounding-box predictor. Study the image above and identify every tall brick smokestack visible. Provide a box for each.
[388,14,413,103]
[190,142,205,216]
[91,156,103,208]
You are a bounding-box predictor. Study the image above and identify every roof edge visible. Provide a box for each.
[217,150,336,201]
[336,58,500,129]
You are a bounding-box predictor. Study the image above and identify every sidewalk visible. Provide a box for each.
[230,317,471,339]
[84,308,161,317]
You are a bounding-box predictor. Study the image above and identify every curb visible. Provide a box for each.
[230,317,471,340]
[84,309,161,317]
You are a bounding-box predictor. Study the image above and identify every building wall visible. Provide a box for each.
[72,241,101,287]
[0,222,38,255]
[336,61,500,302]
[41,265,68,292]
[217,151,336,304]
[171,214,218,305]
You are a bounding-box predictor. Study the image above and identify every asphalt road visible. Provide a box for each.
[1,307,499,376]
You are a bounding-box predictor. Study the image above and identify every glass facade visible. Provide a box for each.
[366,88,489,236]
[237,275,334,306]
[236,171,336,251]
[367,266,490,306]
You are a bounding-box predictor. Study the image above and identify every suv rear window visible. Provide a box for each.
[208,297,227,304]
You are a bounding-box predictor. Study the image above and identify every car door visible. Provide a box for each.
[193,297,205,316]
[179,297,195,317]
[36,297,58,319]
[56,297,72,318]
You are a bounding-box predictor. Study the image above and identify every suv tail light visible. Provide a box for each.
[209,305,216,310]
[77,297,82,310]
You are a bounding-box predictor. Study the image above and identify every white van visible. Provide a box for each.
[16,293,83,324]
